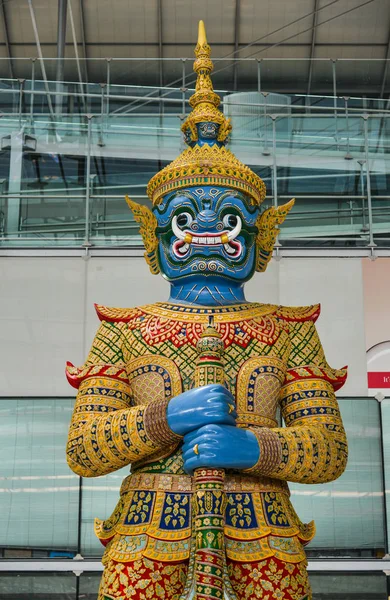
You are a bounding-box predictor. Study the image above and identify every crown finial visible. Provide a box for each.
[145,21,267,208]
[181,21,232,146]
[198,20,207,46]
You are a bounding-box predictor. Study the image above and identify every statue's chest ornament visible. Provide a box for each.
[124,307,287,425]
[127,308,282,350]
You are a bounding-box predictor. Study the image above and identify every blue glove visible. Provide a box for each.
[182,424,260,473]
[167,384,237,437]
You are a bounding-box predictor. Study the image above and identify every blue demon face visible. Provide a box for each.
[153,186,260,283]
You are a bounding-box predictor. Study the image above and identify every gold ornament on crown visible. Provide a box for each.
[147,143,266,207]
[181,20,231,144]
[126,196,160,275]
[255,199,295,272]
[146,20,266,207]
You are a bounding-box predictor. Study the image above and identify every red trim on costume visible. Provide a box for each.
[99,535,114,547]
[276,303,321,323]
[94,303,137,323]
[197,355,223,363]
[65,361,129,389]
[285,364,348,391]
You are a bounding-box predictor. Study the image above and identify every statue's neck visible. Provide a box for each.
[169,278,247,307]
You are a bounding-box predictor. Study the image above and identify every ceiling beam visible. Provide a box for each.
[1,41,389,48]
[27,0,55,118]
[0,0,14,78]
[307,0,319,96]
[157,0,163,88]
[233,0,241,91]
[56,0,67,85]
[79,0,89,82]
[379,19,390,98]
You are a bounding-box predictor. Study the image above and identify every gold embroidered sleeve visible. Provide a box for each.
[246,378,348,484]
[245,318,348,484]
[66,321,181,478]
[66,373,153,477]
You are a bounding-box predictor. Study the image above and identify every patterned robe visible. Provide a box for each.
[66,301,348,600]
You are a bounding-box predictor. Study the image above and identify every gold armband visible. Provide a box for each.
[144,398,182,446]
[244,427,282,476]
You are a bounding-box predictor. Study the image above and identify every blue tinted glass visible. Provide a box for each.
[0,399,79,551]
[290,398,385,554]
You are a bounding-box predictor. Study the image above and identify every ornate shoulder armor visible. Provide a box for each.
[94,303,139,323]
[274,303,347,391]
[274,303,321,323]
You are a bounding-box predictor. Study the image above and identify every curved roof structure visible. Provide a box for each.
[0,0,389,95]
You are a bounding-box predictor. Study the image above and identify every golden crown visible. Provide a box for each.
[147,21,266,207]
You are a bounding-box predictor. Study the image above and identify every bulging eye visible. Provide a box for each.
[223,214,238,229]
[176,212,193,229]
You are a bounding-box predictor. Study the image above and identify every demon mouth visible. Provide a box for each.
[171,216,242,259]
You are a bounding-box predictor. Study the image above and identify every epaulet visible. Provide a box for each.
[284,365,348,392]
[65,361,129,389]
[94,304,138,323]
[275,304,321,323]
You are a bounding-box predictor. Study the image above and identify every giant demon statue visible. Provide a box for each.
[66,21,348,600]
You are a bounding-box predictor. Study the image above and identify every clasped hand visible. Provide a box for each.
[167,384,259,473]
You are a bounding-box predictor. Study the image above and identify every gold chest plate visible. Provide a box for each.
[123,310,290,428]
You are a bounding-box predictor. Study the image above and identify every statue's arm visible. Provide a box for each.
[65,321,181,478]
[245,320,348,484]
[246,380,347,484]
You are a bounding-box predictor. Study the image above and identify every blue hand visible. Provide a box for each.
[182,424,260,473]
[167,384,237,437]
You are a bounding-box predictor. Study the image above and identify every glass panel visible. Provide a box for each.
[308,60,334,96]
[380,398,390,552]
[0,573,76,600]
[0,88,389,248]
[79,572,101,600]
[310,572,387,599]
[335,60,383,96]
[81,467,130,556]
[290,399,385,555]
[0,399,79,552]
[87,154,160,246]
[274,114,369,247]
[367,124,390,247]
[261,59,312,95]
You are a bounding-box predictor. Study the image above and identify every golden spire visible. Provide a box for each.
[197,19,207,46]
[145,20,267,207]
[181,20,232,143]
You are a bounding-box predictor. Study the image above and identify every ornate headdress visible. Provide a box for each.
[127,21,294,274]
[147,21,266,207]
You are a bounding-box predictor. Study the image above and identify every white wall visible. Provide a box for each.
[280,259,367,396]
[247,258,367,396]
[0,256,367,397]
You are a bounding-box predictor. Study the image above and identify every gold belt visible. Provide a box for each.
[120,471,289,495]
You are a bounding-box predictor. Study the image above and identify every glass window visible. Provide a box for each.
[379,398,390,553]
[310,572,387,599]
[0,573,77,600]
[290,398,385,555]
[0,399,79,552]
[79,572,101,600]
[81,467,130,556]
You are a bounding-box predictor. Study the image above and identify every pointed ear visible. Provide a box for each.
[255,199,295,273]
[125,196,160,275]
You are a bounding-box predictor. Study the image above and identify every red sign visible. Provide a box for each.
[368,372,390,388]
